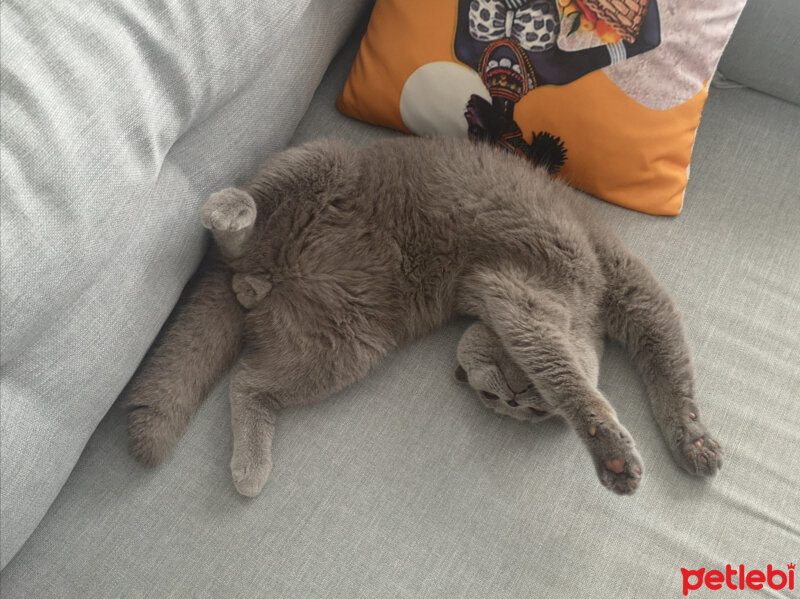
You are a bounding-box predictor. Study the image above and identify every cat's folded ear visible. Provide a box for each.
[454,365,469,384]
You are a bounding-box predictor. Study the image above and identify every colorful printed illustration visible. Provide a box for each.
[454,0,661,173]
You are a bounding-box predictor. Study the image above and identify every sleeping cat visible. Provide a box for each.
[125,137,722,497]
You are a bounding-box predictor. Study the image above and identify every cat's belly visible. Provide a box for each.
[255,254,457,352]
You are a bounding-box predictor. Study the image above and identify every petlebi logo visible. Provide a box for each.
[681,562,795,596]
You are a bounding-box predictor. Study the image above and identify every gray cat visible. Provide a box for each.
[126,137,722,497]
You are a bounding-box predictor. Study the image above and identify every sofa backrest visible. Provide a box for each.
[0,0,373,571]
[718,0,800,105]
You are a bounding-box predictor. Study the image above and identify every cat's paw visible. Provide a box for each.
[587,422,644,495]
[127,403,177,467]
[231,456,272,498]
[201,187,256,233]
[232,273,272,309]
[670,413,723,477]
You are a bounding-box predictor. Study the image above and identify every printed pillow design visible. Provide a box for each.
[337,0,746,215]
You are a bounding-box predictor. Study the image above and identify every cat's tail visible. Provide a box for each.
[600,244,722,476]
[125,249,245,466]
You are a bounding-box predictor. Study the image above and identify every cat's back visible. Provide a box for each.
[359,138,601,272]
[361,137,592,230]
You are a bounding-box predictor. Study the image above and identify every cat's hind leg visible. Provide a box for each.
[467,268,643,495]
[228,363,278,497]
[126,252,244,466]
[201,187,257,259]
[232,273,272,309]
[602,248,722,476]
[227,297,393,497]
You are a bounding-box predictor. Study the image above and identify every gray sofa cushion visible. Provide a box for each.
[717,0,800,105]
[2,24,798,597]
[0,0,371,569]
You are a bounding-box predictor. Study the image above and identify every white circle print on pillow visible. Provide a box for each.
[400,61,491,137]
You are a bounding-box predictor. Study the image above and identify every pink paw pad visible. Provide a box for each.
[603,458,625,474]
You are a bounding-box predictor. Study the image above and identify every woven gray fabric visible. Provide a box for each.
[717,0,800,105]
[0,0,371,569]
[1,26,798,596]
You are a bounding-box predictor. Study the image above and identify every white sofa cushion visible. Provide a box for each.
[0,0,371,568]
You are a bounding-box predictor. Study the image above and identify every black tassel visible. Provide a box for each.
[528,131,567,175]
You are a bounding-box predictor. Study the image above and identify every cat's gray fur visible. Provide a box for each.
[126,137,721,497]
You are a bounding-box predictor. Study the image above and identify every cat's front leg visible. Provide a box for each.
[602,247,723,477]
[469,270,644,494]
[566,401,644,495]
[201,187,257,259]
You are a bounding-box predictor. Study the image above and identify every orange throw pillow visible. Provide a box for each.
[338,0,746,215]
